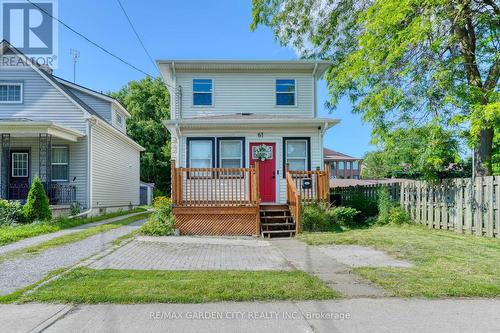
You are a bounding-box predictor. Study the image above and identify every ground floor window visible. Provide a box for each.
[187,138,215,168]
[218,138,244,168]
[283,138,310,173]
[52,146,69,181]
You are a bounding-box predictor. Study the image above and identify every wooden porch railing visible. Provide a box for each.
[171,160,260,207]
[286,166,329,234]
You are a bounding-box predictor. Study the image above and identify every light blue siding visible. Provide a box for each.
[67,87,112,122]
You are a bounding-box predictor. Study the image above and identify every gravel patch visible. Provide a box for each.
[0,219,146,296]
[318,245,414,268]
[90,236,291,271]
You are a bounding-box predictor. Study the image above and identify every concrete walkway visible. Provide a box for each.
[0,218,146,296]
[3,298,500,332]
[0,211,147,256]
[272,239,389,297]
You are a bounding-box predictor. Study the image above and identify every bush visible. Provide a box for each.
[0,200,25,225]
[23,177,52,222]
[329,206,360,226]
[342,191,378,223]
[377,186,412,225]
[140,196,174,236]
[70,202,81,216]
[301,202,332,232]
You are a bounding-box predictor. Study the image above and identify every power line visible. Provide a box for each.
[115,0,159,75]
[25,0,155,78]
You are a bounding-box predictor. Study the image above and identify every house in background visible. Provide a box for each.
[159,60,338,237]
[324,148,362,179]
[0,41,144,216]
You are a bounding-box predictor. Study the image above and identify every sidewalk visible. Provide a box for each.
[0,211,148,256]
[2,298,500,333]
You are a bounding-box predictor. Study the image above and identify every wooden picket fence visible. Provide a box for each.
[332,176,500,238]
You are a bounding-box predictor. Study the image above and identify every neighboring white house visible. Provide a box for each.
[0,41,144,215]
[159,60,338,206]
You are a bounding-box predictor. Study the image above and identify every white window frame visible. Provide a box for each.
[275,79,296,107]
[219,140,243,168]
[192,78,214,107]
[0,82,23,104]
[115,111,123,126]
[188,140,213,168]
[51,146,69,182]
[285,139,308,171]
[11,152,28,177]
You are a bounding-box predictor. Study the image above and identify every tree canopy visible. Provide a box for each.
[111,77,171,194]
[252,0,499,176]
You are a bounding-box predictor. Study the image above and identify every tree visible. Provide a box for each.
[23,177,52,221]
[111,77,171,193]
[361,125,461,179]
[252,0,499,176]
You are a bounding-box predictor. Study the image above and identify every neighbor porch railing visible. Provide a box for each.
[2,183,76,205]
[285,165,329,234]
[171,160,260,207]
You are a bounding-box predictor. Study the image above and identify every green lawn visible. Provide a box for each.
[22,268,338,303]
[0,212,150,262]
[0,208,146,246]
[298,224,500,297]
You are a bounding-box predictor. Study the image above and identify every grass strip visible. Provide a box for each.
[0,212,150,262]
[21,267,339,303]
[297,224,500,298]
[0,207,146,246]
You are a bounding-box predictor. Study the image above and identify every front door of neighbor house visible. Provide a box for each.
[250,142,276,203]
[9,150,30,200]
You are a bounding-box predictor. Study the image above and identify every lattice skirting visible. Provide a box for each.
[173,206,259,236]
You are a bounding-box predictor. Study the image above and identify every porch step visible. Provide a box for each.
[259,204,296,238]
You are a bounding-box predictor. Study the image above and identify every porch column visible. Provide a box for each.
[39,133,52,194]
[350,161,354,178]
[1,134,10,198]
[335,161,339,178]
[343,160,347,178]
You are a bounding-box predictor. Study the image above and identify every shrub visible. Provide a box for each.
[342,191,378,223]
[70,202,81,216]
[329,206,360,226]
[153,188,165,198]
[140,196,174,236]
[301,202,331,232]
[0,200,25,225]
[23,177,52,222]
[377,186,412,225]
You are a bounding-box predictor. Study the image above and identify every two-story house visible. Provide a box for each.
[0,41,144,216]
[158,60,338,237]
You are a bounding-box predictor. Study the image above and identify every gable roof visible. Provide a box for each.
[323,148,360,161]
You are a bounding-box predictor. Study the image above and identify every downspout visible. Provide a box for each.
[71,117,97,218]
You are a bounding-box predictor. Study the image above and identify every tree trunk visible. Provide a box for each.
[474,128,494,176]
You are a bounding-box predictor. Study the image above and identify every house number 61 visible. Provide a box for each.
[257,132,264,137]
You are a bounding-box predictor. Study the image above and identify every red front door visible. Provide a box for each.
[250,142,276,203]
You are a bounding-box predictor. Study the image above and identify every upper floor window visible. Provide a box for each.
[115,111,123,126]
[276,79,295,106]
[0,83,22,103]
[193,79,213,106]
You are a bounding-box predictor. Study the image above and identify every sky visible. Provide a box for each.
[52,0,374,158]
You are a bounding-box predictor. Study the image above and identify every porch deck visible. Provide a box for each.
[171,161,329,236]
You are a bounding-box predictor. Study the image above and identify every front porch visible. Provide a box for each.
[0,121,85,207]
[171,161,329,236]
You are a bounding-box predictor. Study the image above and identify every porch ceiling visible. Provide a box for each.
[0,121,85,142]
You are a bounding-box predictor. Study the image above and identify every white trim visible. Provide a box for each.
[0,82,23,104]
[0,121,85,142]
[275,78,296,107]
[192,78,214,107]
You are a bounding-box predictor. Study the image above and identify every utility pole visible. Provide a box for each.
[70,49,80,83]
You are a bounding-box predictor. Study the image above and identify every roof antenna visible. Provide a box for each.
[70,48,80,83]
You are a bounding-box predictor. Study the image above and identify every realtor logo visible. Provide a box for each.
[0,0,58,66]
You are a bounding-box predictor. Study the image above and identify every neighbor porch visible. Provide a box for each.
[0,121,86,208]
